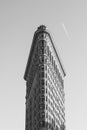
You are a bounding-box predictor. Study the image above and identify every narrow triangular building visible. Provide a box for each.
[24,25,66,130]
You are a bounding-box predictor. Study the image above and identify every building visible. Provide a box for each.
[24,25,66,130]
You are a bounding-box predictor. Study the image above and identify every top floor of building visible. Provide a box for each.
[24,25,66,81]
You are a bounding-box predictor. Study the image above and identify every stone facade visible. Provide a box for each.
[24,25,66,130]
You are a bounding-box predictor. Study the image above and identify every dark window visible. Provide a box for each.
[44,57,47,63]
[34,110,36,117]
[41,79,44,85]
[39,65,44,71]
[34,95,36,100]
[41,72,44,77]
[39,49,42,55]
[55,65,57,73]
[46,88,47,93]
[47,46,49,56]
[42,90,45,94]
[41,40,44,47]
[42,56,44,62]
[42,48,44,54]
[34,103,36,108]
[45,73,47,78]
[50,51,51,61]
[40,97,45,102]
[39,40,43,48]
[57,68,59,76]
[39,56,44,63]
[46,96,47,101]
[46,113,48,118]
[39,104,45,109]
[41,65,44,70]
[45,65,47,70]
[44,47,47,54]
[39,57,42,63]
[54,61,55,70]
[39,120,45,127]
[46,105,48,110]
[40,87,44,94]
[44,41,46,47]
[52,56,53,65]
[46,80,47,86]
[34,88,36,93]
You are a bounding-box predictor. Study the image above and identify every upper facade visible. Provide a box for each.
[24,25,66,81]
[24,25,66,130]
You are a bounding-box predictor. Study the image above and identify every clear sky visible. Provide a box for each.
[0,0,87,130]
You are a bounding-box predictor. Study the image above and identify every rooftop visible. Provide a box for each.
[37,25,46,31]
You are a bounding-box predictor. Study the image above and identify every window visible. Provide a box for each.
[48,115,51,122]
[54,60,55,70]
[39,104,45,109]
[56,125,58,130]
[41,97,45,102]
[47,46,49,56]
[45,65,47,70]
[45,73,47,78]
[46,112,48,118]
[34,95,36,100]
[44,57,47,63]
[55,65,57,74]
[42,56,44,62]
[49,84,50,89]
[49,99,50,104]
[46,105,48,110]
[46,88,47,93]
[34,109,37,116]
[39,56,44,63]
[41,87,44,94]
[44,41,46,47]
[41,71,44,77]
[50,51,51,61]
[34,103,36,108]
[41,40,44,47]
[39,56,42,63]
[41,79,44,85]
[39,48,42,55]
[39,120,45,127]
[46,80,47,86]
[46,96,47,101]
[52,56,53,66]
[41,65,44,71]
[48,91,50,97]
[44,47,47,54]
[34,88,36,93]
[40,111,45,116]
[42,48,44,54]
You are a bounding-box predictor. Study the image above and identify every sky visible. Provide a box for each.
[0,0,87,130]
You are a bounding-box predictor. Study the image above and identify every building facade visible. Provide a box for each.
[24,25,66,130]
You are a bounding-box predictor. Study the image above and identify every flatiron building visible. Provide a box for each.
[24,25,66,130]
